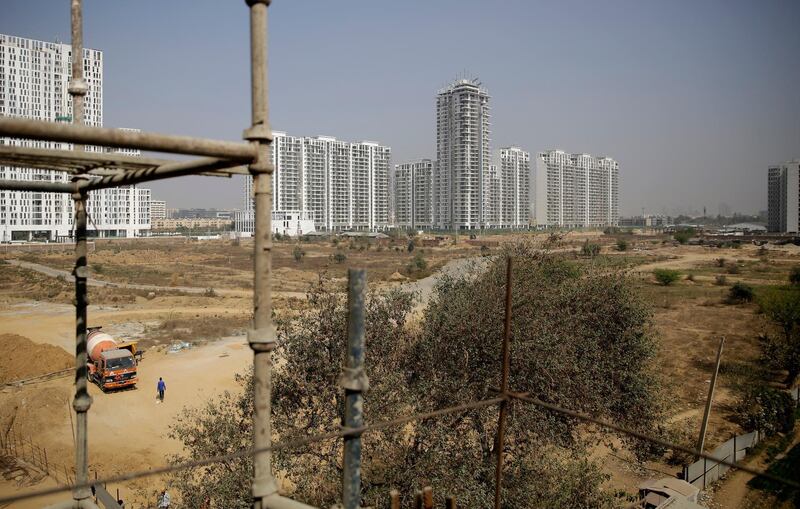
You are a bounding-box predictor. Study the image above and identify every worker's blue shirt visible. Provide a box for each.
[157,380,166,391]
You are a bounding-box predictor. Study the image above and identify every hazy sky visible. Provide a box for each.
[3,0,799,216]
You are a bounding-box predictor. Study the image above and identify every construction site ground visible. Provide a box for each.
[0,232,796,508]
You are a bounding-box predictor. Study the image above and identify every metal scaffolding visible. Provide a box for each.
[0,0,300,507]
[2,2,800,509]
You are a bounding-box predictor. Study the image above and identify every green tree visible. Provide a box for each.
[735,386,796,436]
[581,240,600,258]
[653,268,680,286]
[405,252,428,274]
[790,266,800,285]
[616,239,628,252]
[758,288,800,382]
[727,282,754,303]
[167,244,659,508]
[332,251,347,264]
[673,229,694,244]
[292,245,305,263]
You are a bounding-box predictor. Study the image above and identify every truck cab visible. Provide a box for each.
[89,349,138,391]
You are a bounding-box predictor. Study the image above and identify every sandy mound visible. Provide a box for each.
[0,334,72,384]
[388,271,409,282]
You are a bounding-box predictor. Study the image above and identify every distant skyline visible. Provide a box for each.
[2,0,798,216]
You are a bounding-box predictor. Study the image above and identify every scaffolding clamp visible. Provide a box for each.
[247,326,277,348]
[68,79,88,97]
[72,393,93,413]
[243,124,273,143]
[339,366,369,392]
[251,475,278,499]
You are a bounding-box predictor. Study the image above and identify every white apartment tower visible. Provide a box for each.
[533,150,619,228]
[768,160,800,233]
[393,159,434,230]
[434,78,491,230]
[0,34,150,241]
[499,147,531,228]
[239,131,391,233]
[150,200,167,221]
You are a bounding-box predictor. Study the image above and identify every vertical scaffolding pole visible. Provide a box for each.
[72,191,92,502]
[342,269,368,509]
[70,0,87,148]
[494,257,513,509]
[245,2,277,508]
[70,0,92,503]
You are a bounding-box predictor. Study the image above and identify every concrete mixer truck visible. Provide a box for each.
[87,327,139,391]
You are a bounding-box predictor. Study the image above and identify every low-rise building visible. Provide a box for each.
[234,210,316,237]
[152,218,233,231]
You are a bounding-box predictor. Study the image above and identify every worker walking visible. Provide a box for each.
[157,377,166,402]
[157,488,171,508]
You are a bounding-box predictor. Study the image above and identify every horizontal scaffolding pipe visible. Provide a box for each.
[78,157,247,191]
[0,179,76,193]
[0,144,177,172]
[0,118,257,162]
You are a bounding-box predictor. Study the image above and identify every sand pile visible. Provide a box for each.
[0,334,72,384]
[388,271,408,282]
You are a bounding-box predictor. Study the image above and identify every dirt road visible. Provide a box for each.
[6,259,250,297]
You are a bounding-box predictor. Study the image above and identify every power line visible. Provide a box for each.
[510,393,800,490]
[0,398,502,505]
[2,393,798,505]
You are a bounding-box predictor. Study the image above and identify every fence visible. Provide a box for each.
[0,427,74,486]
[1,427,127,508]
[683,384,800,490]
[683,431,760,489]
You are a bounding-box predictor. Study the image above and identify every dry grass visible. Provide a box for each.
[6,237,486,292]
[141,313,251,348]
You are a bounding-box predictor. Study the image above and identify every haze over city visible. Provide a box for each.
[2,0,799,216]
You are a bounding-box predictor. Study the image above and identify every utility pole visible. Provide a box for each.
[697,337,725,457]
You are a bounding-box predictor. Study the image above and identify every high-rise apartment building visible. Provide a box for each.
[0,34,150,241]
[434,79,491,230]
[499,147,531,228]
[768,160,800,233]
[533,150,618,228]
[238,131,390,233]
[150,200,167,221]
[393,159,434,230]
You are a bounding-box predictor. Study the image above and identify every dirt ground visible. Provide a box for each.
[0,232,795,507]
